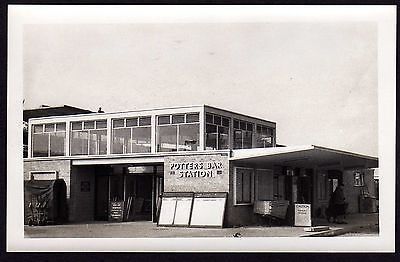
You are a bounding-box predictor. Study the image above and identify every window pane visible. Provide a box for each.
[178,124,199,151]
[233,119,239,129]
[240,121,247,130]
[89,130,107,155]
[112,128,131,154]
[243,172,252,203]
[56,123,66,131]
[126,118,138,127]
[131,127,151,153]
[139,116,151,126]
[45,124,55,132]
[70,131,88,155]
[158,115,170,125]
[205,124,217,150]
[113,119,125,128]
[256,125,262,133]
[243,131,252,149]
[222,117,230,127]
[247,123,253,132]
[33,125,43,133]
[233,130,242,149]
[236,171,243,203]
[157,125,177,152]
[96,120,107,129]
[218,126,229,150]
[213,115,221,125]
[186,113,199,123]
[206,113,213,124]
[172,114,185,124]
[50,132,66,156]
[32,133,48,157]
[84,121,95,129]
[71,122,82,130]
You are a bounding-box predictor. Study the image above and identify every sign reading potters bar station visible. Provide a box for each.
[164,154,229,192]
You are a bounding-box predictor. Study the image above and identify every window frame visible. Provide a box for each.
[205,113,230,150]
[111,116,152,154]
[233,167,254,206]
[32,123,67,157]
[233,119,254,149]
[70,119,108,156]
[156,112,200,152]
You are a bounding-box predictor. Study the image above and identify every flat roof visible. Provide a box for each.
[26,104,276,124]
[231,145,378,169]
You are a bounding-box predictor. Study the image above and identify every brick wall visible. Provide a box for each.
[24,159,72,197]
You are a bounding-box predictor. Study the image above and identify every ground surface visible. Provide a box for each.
[24,213,379,238]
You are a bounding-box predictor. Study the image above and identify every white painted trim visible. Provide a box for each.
[29,170,58,180]
[199,105,205,150]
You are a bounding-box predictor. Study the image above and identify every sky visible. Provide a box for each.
[23,22,378,156]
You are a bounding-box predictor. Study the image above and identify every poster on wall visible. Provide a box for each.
[190,193,227,227]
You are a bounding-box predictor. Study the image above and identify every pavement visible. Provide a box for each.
[24,213,379,238]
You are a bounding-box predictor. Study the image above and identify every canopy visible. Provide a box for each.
[231,145,378,169]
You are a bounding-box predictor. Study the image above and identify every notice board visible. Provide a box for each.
[109,201,124,222]
[158,192,194,227]
[190,192,227,227]
[294,203,312,227]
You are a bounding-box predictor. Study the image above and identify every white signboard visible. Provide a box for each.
[173,197,193,226]
[164,154,229,192]
[190,197,226,227]
[294,204,312,227]
[158,197,177,226]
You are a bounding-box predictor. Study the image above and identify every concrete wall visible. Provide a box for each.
[70,166,96,222]
[224,163,284,227]
[343,168,375,214]
[164,154,229,192]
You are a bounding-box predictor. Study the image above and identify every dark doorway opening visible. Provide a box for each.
[94,166,163,222]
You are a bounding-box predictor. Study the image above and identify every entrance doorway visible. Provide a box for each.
[95,169,163,222]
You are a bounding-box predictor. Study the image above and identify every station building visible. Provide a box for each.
[23,105,378,226]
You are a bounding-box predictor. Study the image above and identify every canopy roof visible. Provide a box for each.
[231,145,378,169]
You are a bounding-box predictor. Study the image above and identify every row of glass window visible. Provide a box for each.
[31,113,275,157]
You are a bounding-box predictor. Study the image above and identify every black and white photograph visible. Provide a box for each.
[7,5,396,252]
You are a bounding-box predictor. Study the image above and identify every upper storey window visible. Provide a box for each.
[70,120,107,155]
[157,113,199,152]
[233,119,253,149]
[32,123,66,157]
[112,116,151,154]
[255,124,274,148]
[205,113,230,150]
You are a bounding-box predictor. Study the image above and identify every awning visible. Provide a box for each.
[230,145,378,169]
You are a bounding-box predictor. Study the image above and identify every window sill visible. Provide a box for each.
[234,203,253,206]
